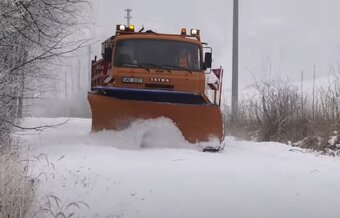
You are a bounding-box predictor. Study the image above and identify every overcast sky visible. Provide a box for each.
[91,0,340,91]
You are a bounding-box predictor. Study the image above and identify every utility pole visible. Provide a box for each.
[125,8,132,26]
[77,59,81,96]
[70,65,74,98]
[231,0,239,122]
[64,71,67,99]
[312,65,316,121]
[301,70,304,119]
[88,45,92,93]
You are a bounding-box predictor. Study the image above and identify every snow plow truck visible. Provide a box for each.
[88,24,225,151]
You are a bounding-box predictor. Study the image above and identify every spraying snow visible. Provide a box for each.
[21,117,340,218]
[22,117,217,151]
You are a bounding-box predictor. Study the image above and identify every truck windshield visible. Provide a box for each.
[114,39,201,71]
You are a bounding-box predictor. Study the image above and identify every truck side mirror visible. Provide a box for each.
[102,48,112,62]
[101,39,113,62]
[204,52,212,69]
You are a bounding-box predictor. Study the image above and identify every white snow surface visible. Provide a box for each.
[21,117,340,218]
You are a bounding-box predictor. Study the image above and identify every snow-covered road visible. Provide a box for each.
[21,118,340,218]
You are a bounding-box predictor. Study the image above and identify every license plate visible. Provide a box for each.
[121,77,143,84]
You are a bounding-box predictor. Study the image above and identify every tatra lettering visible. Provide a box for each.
[150,78,170,83]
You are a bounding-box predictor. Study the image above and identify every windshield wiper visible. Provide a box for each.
[162,65,193,73]
[122,63,150,72]
[122,63,173,72]
[139,63,171,72]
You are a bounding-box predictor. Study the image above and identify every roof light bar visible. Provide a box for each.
[116,24,136,32]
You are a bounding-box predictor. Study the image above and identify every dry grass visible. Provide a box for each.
[33,195,89,218]
[224,78,340,154]
[0,150,34,218]
[0,149,90,218]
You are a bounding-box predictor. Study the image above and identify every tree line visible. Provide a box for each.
[0,0,88,217]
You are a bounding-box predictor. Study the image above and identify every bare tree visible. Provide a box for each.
[0,1,89,217]
[0,0,89,145]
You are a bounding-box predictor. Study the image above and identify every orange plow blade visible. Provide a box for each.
[88,93,224,144]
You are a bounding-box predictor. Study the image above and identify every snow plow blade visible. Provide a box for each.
[88,88,224,145]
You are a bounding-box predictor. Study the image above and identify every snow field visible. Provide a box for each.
[21,118,340,218]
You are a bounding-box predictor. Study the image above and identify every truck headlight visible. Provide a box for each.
[116,24,126,31]
[190,29,200,36]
